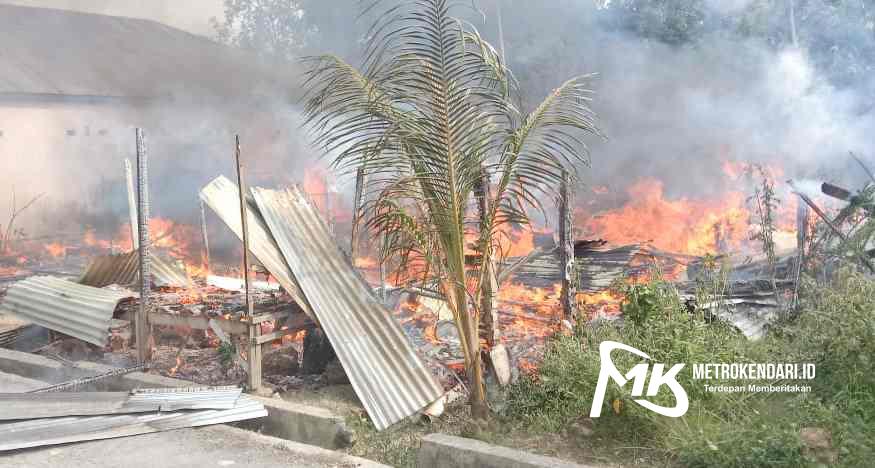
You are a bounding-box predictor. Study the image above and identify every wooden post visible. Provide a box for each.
[559,171,577,320]
[350,167,366,260]
[792,200,809,308]
[134,129,151,364]
[377,234,386,301]
[124,159,139,250]
[234,136,261,391]
[199,199,211,274]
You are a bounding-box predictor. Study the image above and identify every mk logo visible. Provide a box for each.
[590,341,689,418]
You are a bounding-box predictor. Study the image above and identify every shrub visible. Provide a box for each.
[504,268,875,467]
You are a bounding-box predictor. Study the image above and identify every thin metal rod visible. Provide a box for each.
[234,135,261,391]
[27,364,147,393]
[851,152,875,184]
[135,129,151,364]
[234,135,252,318]
[496,0,506,63]
[199,199,211,274]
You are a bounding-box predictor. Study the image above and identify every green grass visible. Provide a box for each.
[502,268,875,467]
[343,269,874,467]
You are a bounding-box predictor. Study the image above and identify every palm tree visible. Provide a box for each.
[302,0,602,418]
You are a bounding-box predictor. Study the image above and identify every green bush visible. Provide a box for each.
[504,269,875,467]
[505,276,748,436]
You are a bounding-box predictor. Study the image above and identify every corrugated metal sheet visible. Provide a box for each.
[79,251,190,288]
[0,276,134,347]
[0,394,266,451]
[0,314,29,348]
[127,386,242,411]
[151,255,191,288]
[251,186,443,430]
[78,251,138,287]
[200,176,313,318]
[0,386,243,420]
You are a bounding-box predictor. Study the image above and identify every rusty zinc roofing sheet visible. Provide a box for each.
[78,250,190,289]
[0,276,134,347]
[251,185,443,430]
[199,176,313,318]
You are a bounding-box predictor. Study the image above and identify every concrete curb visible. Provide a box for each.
[0,348,354,449]
[209,425,388,467]
[243,396,355,449]
[418,433,598,468]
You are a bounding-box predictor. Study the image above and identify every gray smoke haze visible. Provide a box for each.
[2,0,874,247]
[1,0,222,34]
[477,0,875,201]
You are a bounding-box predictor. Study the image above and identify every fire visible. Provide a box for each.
[580,175,797,256]
[577,290,623,318]
[83,229,111,249]
[169,355,183,376]
[43,242,66,258]
[497,282,562,316]
[354,256,378,269]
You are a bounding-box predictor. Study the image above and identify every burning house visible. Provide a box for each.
[0,4,301,245]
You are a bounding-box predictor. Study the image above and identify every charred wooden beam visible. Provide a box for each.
[559,171,577,320]
[234,136,262,391]
[475,168,499,347]
[793,200,809,308]
[350,167,366,259]
[120,310,249,335]
[821,182,852,201]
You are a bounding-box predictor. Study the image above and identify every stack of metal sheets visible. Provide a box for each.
[0,386,267,451]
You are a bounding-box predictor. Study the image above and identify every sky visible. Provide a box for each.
[2,0,223,36]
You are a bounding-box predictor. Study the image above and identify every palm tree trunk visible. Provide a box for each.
[448,252,487,419]
[457,280,487,419]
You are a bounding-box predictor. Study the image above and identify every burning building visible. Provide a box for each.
[0,4,303,247]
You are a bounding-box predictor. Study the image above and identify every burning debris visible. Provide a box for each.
[201,175,445,430]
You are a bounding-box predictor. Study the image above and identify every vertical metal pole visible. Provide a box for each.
[135,129,151,363]
[124,159,139,250]
[496,0,506,63]
[559,171,577,320]
[350,167,366,259]
[235,136,261,391]
[199,199,211,275]
[792,200,809,308]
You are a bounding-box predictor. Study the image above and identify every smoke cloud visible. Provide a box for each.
[2,0,873,246]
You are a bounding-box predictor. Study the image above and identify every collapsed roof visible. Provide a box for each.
[200,176,444,430]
